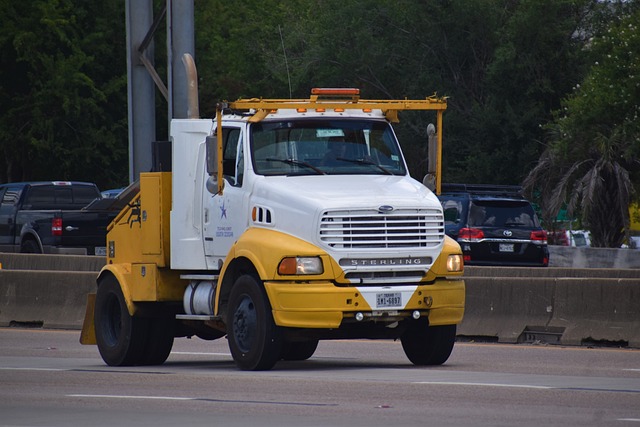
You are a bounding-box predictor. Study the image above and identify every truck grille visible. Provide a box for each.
[319,208,444,249]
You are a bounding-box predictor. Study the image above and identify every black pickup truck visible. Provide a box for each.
[0,181,118,256]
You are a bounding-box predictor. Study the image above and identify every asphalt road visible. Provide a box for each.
[1,327,639,427]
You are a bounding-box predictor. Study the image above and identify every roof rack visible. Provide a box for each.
[441,183,523,197]
[218,88,447,123]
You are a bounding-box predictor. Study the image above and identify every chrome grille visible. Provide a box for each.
[319,208,444,249]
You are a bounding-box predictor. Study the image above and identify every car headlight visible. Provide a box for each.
[278,256,324,275]
[446,254,464,272]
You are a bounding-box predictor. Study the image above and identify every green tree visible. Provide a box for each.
[0,0,127,189]
[206,0,591,184]
[524,5,640,247]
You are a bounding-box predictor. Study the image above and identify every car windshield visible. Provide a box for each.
[250,119,406,176]
[468,200,541,228]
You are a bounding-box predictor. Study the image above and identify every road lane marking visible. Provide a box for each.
[0,367,65,371]
[171,351,231,356]
[413,381,553,389]
[68,394,192,401]
[414,381,640,394]
[66,394,337,407]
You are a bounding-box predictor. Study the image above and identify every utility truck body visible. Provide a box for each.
[81,86,465,371]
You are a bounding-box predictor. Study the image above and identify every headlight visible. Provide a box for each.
[278,256,324,275]
[446,254,464,272]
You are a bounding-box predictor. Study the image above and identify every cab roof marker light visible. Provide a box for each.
[315,108,326,113]
[296,108,307,113]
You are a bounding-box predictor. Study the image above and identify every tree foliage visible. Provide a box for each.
[524,4,640,247]
[1,0,638,247]
[0,0,127,189]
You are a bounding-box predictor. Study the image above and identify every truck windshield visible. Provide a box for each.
[250,119,407,176]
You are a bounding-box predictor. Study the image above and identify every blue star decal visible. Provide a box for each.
[219,200,227,219]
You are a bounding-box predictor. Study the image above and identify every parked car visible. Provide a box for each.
[101,188,124,198]
[549,229,591,247]
[0,181,118,255]
[438,183,549,266]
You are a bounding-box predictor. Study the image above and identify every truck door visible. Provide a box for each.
[0,186,23,249]
[203,126,249,260]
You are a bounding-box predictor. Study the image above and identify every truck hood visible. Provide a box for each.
[252,174,439,211]
[249,174,442,255]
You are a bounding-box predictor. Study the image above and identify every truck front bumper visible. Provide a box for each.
[264,279,465,329]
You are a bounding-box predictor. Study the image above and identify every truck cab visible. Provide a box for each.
[83,88,465,371]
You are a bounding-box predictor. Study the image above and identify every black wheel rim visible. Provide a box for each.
[232,295,256,354]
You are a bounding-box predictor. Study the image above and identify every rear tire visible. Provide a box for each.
[401,321,456,366]
[281,340,319,361]
[226,275,282,371]
[94,276,147,366]
[20,239,41,254]
[142,316,175,365]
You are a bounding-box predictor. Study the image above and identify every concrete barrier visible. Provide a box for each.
[550,278,640,348]
[459,273,640,348]
[458,277,556,343]
[0,253,639,348]
[0,253,105,272]
[549,245,640,269]
[465,266,640,279]
[0,270,97,330]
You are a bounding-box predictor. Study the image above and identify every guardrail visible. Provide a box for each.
[1,253,639,348]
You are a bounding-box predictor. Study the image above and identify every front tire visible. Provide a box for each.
[94,276,148,366]
[226,275,282,371]
[401,321,456,366]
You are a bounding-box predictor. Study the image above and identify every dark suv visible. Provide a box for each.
[438,184,549,267]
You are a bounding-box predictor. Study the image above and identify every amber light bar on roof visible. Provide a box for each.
[311,88,360,96]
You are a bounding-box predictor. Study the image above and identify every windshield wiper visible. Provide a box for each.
[336,157,394,175]
[266,158,326,175]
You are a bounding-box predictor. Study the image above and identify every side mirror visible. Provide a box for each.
[205,135,221,194]
[206,135,218,176]
[422,123,437,192]
[427,123,437,175]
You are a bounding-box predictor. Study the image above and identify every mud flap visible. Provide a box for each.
[79,293,97,345]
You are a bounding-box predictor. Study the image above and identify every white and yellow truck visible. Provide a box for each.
[80,65,465,371]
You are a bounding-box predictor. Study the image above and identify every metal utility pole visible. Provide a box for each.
[125,0,195,183]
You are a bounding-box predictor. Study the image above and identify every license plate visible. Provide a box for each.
[95,246,107,256]
[376,292,402,308]
[499,243,514,252]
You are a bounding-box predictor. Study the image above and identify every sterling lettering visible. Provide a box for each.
[339,257,430,267]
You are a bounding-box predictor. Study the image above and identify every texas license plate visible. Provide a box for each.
[95,246,107,256]
[499,243,514,252]
[376,292,402,308]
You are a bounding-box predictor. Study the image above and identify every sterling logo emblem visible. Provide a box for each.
[378,205,394,213]
[503,230,513,237]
